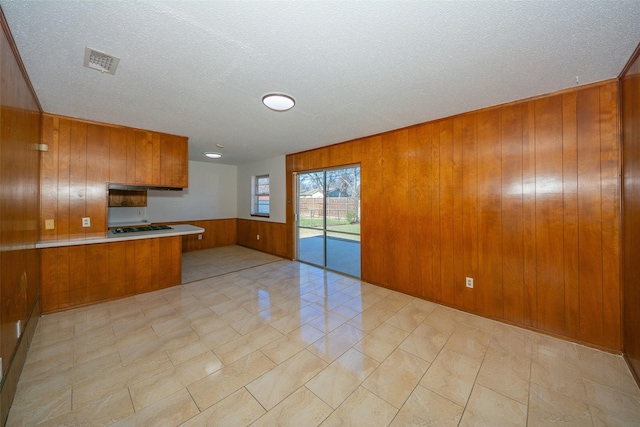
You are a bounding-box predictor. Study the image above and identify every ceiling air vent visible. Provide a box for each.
[83,47,120,75]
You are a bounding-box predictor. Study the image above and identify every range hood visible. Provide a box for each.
[108,184,183,191]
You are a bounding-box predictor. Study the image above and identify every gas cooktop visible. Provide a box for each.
[112,225,173,234]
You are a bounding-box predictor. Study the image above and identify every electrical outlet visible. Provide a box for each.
[466,277,474,289]
[45,219,55,230]
[198,234,202,240]
[16,320,21,338]
[82,217,91,227]
[257,234,260,240]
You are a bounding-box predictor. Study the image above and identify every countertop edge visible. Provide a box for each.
[36,225,205,249]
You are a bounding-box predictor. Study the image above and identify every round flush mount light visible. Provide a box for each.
[262,93,295,112]
[204,152,222,159]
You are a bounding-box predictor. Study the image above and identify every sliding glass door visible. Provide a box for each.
[296,165,361,277]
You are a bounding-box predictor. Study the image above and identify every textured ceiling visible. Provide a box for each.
[2,1,640,165]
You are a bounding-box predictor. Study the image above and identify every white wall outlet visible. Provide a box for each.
[16,320,21,338]
[198,234,202,240]
[82,217,91,227]
[256,234,260,240]
[466,277,474,289]
[45,219,55,230]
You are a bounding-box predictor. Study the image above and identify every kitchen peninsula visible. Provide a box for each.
[36,113,196,313]
[38,224,204,313]
[36,224,203,248]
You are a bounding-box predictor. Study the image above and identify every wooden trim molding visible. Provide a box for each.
[0,6,42,113]
[621,45,640,387]
[619,42,640,79]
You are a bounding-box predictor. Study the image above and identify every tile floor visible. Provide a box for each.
[7,245,640,426]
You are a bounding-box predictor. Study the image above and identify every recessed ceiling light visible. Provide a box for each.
[215,143,224,148]
[204,152,222,159]
[262,93,295,112]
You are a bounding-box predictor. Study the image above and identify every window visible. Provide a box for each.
[252,174,270,216]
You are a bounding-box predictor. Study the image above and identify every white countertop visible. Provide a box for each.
[36,224,204,248]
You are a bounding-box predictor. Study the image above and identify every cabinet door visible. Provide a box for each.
[135,130,161,186]
[109,127,127,184]
[160,134,188,188]
[109,127,138,185]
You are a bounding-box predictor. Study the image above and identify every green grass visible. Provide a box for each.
[298,217,361,237]
[299,217,350,227]
[327,224,361,234]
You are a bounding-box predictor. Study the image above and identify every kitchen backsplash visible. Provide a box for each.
[108,206,149,226]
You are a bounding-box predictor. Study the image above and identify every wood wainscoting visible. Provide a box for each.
[287,80,621,352]
[237,219,288,258]
[622,46,640,385]
[159,219,237,252]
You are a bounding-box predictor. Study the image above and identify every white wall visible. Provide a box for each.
[146,160,237,222]
[236,155,286,223]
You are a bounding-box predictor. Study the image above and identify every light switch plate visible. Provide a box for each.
[45,219,54,230]
[82,217,91,227]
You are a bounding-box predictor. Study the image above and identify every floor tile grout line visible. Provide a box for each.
[181,258,287,284]
[525,342,533,426]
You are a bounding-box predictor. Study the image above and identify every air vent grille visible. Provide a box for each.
[84,47,120,75]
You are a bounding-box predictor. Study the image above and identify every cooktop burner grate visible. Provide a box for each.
[113,225,173,233]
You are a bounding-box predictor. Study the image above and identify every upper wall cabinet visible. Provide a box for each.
[41,114,188,241]
[109,126,188,188]
[160,133,188,188]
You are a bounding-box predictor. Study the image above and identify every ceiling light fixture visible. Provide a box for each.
[262,93,295,112]
[215,143,224,148]
[204,152,222,159]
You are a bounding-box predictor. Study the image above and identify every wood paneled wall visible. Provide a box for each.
[287,80,621,351]
[41,115,108,240]
[237,219,288,258]
[0,10,42,425]
[158,219,237,252]
[622,47,640,383]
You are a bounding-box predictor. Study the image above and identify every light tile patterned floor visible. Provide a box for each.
[8,246,640,426]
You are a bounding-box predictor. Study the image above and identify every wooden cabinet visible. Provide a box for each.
[40,236,182,313]
[161,133,189,188]
[134,130,161,186]
[109,127,188,188]
[108,189,147,207]
[41,114,189,241]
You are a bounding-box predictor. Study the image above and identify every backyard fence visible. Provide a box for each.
[299,197,360,222]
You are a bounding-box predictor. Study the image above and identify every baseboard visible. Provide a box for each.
[0,297,40,426]
[624,353,640,390]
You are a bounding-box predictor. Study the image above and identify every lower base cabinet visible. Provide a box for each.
[40,236,182,313]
